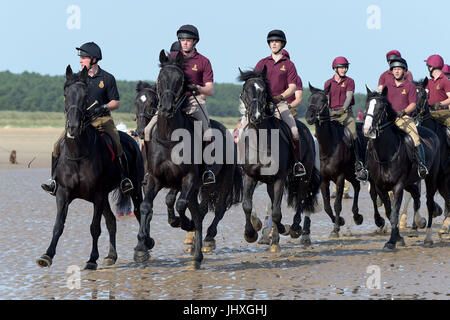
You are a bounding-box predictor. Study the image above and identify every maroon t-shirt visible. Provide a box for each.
[426,72,450,105]
[324,76,355,110]
[170,50,213,86]
[385,80,417,113]
[286,75,303,104]
[378,70,413,88]
[255,55,299,96]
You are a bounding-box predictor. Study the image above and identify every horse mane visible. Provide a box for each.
[368,90,398,122]
[158,54,190,88]
[413,78,427,88]
[64,72,83,90]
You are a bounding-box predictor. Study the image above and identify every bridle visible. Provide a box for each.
[64,81,90,135]
[136,87,158,122]
[156,64,187,117]
[364,96,395,137]
[241,78,273,123]
[308,91,338,125]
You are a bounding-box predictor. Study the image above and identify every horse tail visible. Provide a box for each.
[111,188,132,215]
[303,166,321,213]
[286,166,321,213]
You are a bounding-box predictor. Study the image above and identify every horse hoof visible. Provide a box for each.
[329,231,339,239]
[281,224,291,236]
[169,217,181,228]
[258,237,270,245]
[184,232,195,245]
[84,262,98,270]
[382,243,397,252]
[300,235,311,246]
[244,231,258,243]
[202,240,216,253]
[353,214,363,226]
[269,244,281,253]
[36,255,52,268]
[187,260,201,270]
[103,257,117,266]
[338,217,345,226]
[251,215,262,232]
[397,238,406,247]
[289,228,301,239]
[424,240,433,248]
[134,250,150,263]
[407,230,419,238]
[417,218,427,229]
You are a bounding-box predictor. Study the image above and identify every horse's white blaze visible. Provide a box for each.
[363,99,376,136]
[254,82,263,92]
[66,132,75,139]
[239,99,246,115]
[140,95,147,103]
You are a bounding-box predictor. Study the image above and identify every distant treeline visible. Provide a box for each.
[0,71,367,118]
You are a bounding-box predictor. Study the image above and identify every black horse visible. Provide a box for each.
[305,84,366,238]
[36,65,144,270]
[134,51,242,269]
[414,78,450,234]
[238,68,320,252]
[134,81,182,229]
[134,79,242,252]
[363,86,442,249]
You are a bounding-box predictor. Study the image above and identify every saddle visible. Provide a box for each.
[343,127,354,149]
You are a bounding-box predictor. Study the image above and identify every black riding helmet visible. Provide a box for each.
[267,30,287,46]
[177,25,199,41]
[389,57,408,71]
[76,42,102,63]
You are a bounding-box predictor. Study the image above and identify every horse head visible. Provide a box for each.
[135,81,158,139]
[156,49,187,118]
[305,83,331,125]
[413,78,429,120]
[64,65,88,139]
[363,85,397,138]
[237,66,271,126]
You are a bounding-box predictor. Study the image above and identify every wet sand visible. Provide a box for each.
[0,167,448,300]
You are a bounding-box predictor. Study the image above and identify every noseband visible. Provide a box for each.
[157,64,187,117]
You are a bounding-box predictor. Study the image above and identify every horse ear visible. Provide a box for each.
[66,65,73,79]
[324,83,331,95]
[136,81,143,92]
[80,66,88,82]
[366,85,372,95]
[422,77,428,88]
[159,49,168,64]
[309,82,319,94]
[238,67,244,76]
[175,51,184,65]
[261,65,267,79]
[381,85,388,97]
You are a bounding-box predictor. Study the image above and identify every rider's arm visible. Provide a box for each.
[106,100,120,111]
[196,82,214,97]
[343,91,354,110]
[281,83,296,100]
[404,102,416,115]
[438,92,450,108]
[290,89,303,108]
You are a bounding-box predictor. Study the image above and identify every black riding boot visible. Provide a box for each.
[293,137,306,177]
[354,138,368,182]
[41,155,58,196]
[415,144,428,179]
[202,136,216,185]
[118,155,134,195]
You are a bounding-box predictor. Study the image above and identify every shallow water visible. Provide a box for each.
[0,168,448,300]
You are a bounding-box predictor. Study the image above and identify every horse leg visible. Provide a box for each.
[85,197,105,270]
[203,198,226,253]
[290,202,303,239]
[301,212,312,246]
[131,183,143,223]
[404,184,424,237]
[267,179,288,253]
[102,200,118,266]
[399,192,411,230]
[438,183,450,236]
[187,198,204,270]
[242,175,258,243]
[166,189,181,228]
[349,177,363,226]
[330,175,345,238]
[134,176,161,263]
[36,189,71,268]
[369,182,386,233]
[424,178,439,247]
[383,187,404,251]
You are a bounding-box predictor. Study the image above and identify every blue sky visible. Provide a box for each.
[0,0,448,93]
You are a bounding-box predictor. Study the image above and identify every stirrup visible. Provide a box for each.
[202,170,216,185]
[41,179,57,196]
[120,178,134,194]
[356,168,369,182]
[418,164,429,179]
[293,162,306,177]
